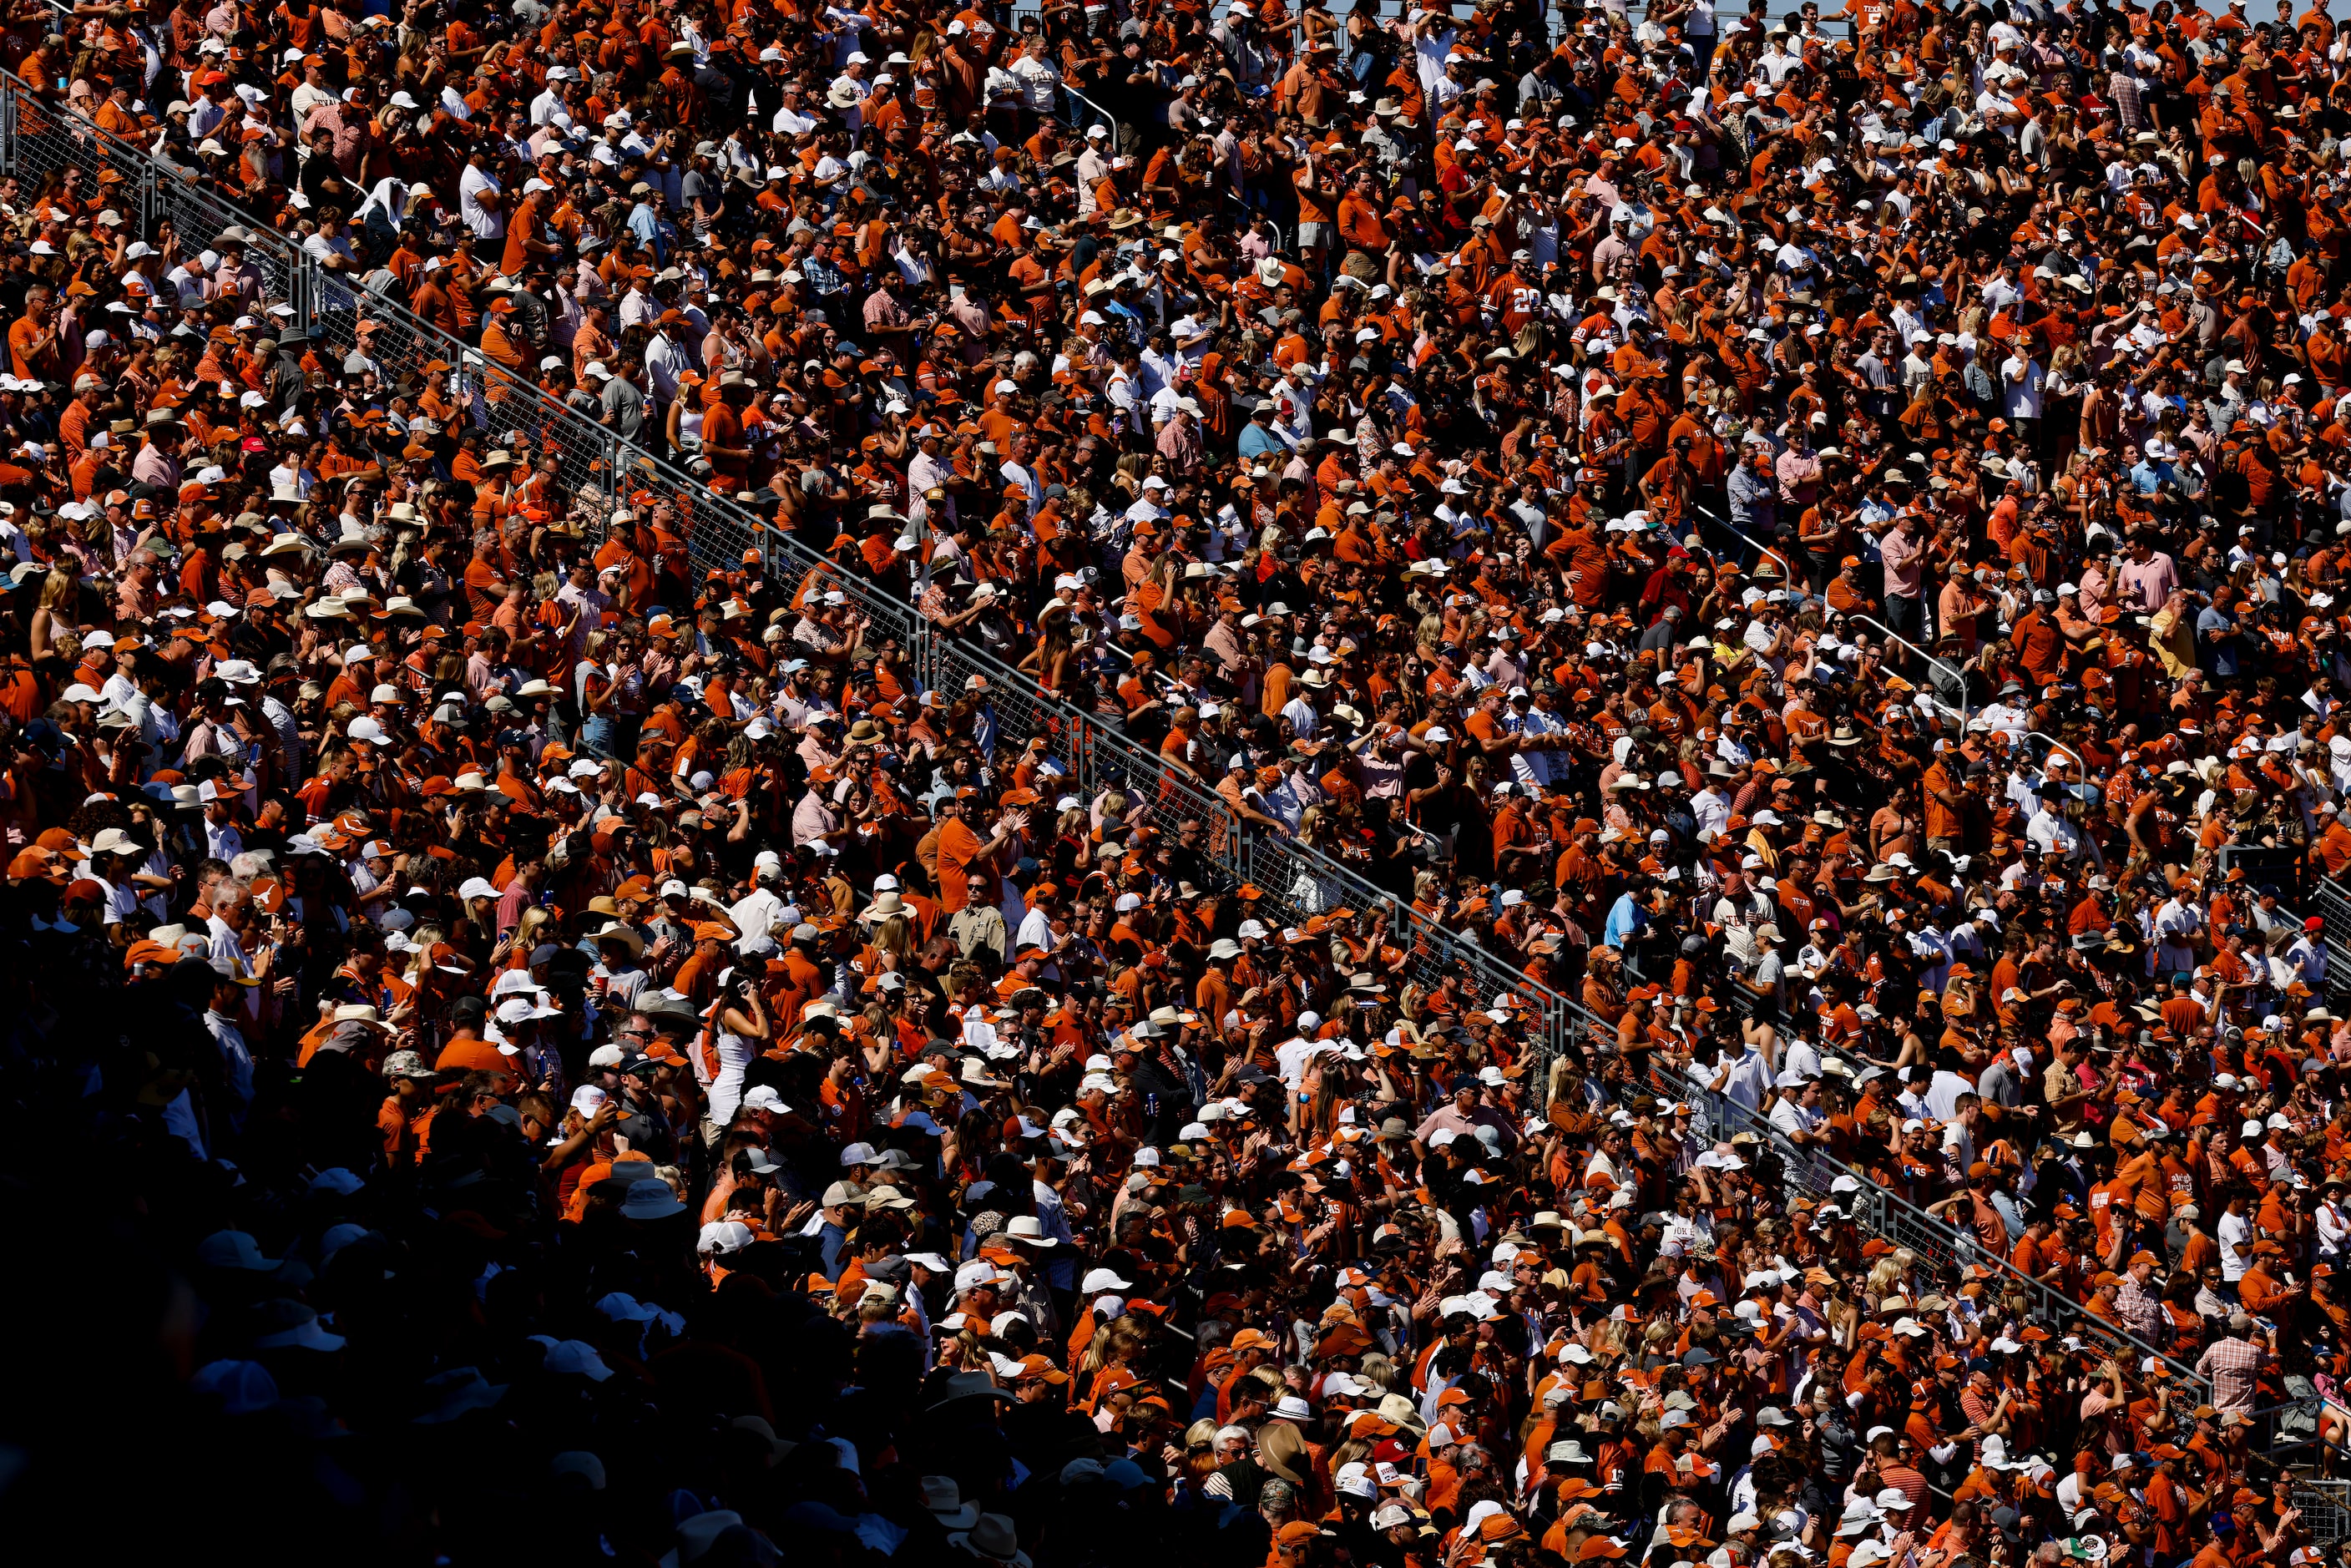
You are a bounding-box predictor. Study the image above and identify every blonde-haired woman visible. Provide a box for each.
[1863,1247,1918,1310]
[28,566,78,670]
[868,912,915,978]
[508,906,556,974]
[394,923,448,995]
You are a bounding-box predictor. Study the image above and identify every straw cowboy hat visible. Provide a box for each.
[594,921,646,959]
[1003,1216,1060,1248]
[924,1370,1017,1411]
[951,1514,1031,1568]
[923,1475,980,1530]
[660,1510,773,1568]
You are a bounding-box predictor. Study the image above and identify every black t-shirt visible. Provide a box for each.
[695,63,739,123]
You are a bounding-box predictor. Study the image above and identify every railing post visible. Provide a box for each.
[292,252,316,336]
[907,617,931,706]
[0,77,16,176]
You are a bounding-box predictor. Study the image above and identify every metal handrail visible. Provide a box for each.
[1682,502,1969,725]
[1688,499,1782,564]
[1061,82,1119,129]
[0,63,955,656]
[1647,1054,2214,1401]
[2317,874,2351,998]
[2023,730,2083,773]
[1849,615,1974,726]
[1049,79,1272,246]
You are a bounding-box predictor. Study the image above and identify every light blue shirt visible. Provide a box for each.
[1603,891,1644,950]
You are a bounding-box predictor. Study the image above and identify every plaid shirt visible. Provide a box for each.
[2110,70,2146,133]
[2196,1334,2263,1411]
[2115,1274,2167,1344]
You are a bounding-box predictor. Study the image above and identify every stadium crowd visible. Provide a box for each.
[18,0,2351,1565]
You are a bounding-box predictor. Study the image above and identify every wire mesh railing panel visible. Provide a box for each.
[0,70,730,559]
[1648,1062,1842,1201]
[2297,1481,2351,1540]
[139,169,299,311]
[2319,876,2351,1002]
[1234,825,1578,1063]
[306,268,635,518]
[1100,744,1246,883]
[0,69,638,519]
[1646,1057,2207,1393]
[928,632,1100,784]
[0,68,953,718]
[606,448,924,658]
[2,89,298,292]
[918,632,1243,881]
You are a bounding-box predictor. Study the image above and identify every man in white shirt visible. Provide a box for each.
[458,149,506,239]
[1075,125,1112,212]
[1123,476,1173,529]
[1768,1073,1827,1141]
[771,78,819,135]
[529,66,575,125]
[289,55,337,124]
[206,975,257,1130]
[2288,919,2330,990]
[1781,1034,1823,1082]
[1275,1020,1322,1096]
[1757,33,1802,83]
[200,781,245,860]
[729,852,789,945]
[2024,798,2084,862]
[2153,893,2203,974]
[643,316,695,407]
[1014,897,1056,959]
[1906,920,1955,993]
[2002,349,2045,425]
[2217,1188,2256,1282]
[1713,1031,1774,1111]
[1280,678,1322,739]
[1935,1096,1981,1177]
[205,886,255,981]
[2318,1193,2350,1264]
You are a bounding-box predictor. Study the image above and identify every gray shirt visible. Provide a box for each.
[600,375,648,442]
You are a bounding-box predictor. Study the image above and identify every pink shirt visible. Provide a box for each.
[1878,525,1925,598]
[2116,553,2179,613]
